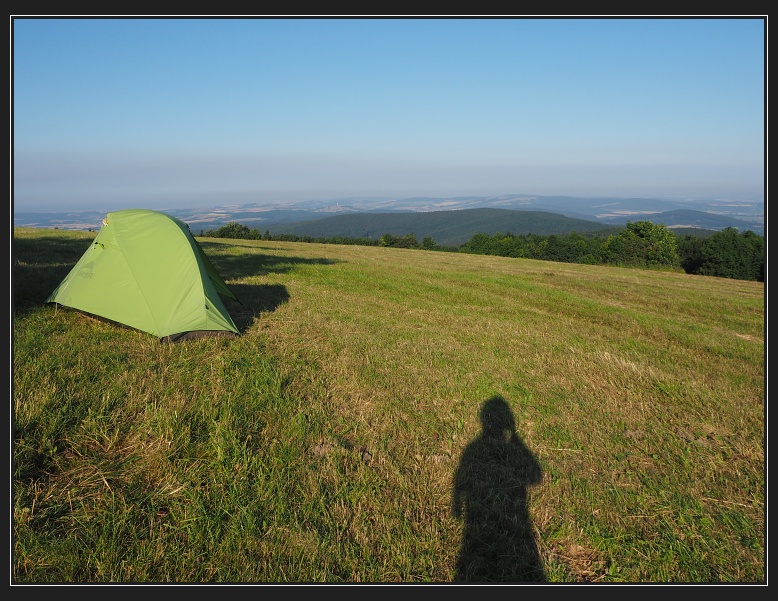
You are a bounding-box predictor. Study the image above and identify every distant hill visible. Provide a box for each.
[14,193,763,238]
[264,208,623,247]
[596,208,761,233]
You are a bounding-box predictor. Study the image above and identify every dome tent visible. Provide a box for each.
[46,209,240,342]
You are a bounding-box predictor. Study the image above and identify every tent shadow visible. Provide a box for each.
[223,282,290,333]
[452,395,546,582]
[13,233,320,333]
[197,244,341,334]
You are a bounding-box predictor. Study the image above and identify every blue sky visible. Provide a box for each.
[12,17,765,212]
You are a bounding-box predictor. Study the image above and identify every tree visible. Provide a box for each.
[395,233,420,249]
[380,233,420,248]
[380,233,398,247]
[211,222,253,239]
[460,233,495,255]
[698,228,764,281]
[677,235,706,274]
[602,221,680,268]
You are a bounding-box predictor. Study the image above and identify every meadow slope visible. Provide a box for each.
[13,229,765,583]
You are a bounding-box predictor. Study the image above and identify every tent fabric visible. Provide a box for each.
[46,209,240,341]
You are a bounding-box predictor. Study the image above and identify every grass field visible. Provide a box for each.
[12,227,765,584]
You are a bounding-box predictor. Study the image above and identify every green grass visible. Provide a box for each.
[12,227,765,583]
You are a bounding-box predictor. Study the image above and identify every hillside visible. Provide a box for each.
[265,208,622,247]
[13,230,765,582]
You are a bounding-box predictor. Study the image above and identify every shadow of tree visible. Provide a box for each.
[452,395,545,582]
[198,241,341,280]
[13,235,96,314]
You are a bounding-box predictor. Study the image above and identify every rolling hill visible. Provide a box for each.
[263,208,623,247]
[13,193,763,240]
[605,209,755,232]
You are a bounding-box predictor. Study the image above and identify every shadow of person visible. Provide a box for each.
[452,395,545,582]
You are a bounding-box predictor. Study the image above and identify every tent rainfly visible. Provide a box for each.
[46,208,240,342]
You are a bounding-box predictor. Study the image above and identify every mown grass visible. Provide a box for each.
[12,227,765,584]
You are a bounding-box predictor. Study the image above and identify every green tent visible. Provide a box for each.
[46,209,240,342]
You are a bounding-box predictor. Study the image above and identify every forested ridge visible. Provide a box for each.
[201,220,764,282]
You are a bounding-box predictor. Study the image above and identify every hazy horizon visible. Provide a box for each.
[12,17,765,214]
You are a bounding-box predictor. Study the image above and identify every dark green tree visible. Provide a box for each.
[460,233,495,255]
[211,222,253,239]
[602,221,680,268]
[380,233,398,247]
[677,234,706,274]
[395,233,420,249]
[380,233,420,249]
[698,228,764,281]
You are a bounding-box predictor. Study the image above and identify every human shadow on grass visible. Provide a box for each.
[452,395,545,582]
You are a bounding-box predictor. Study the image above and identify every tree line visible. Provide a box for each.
[199,221,764,282]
